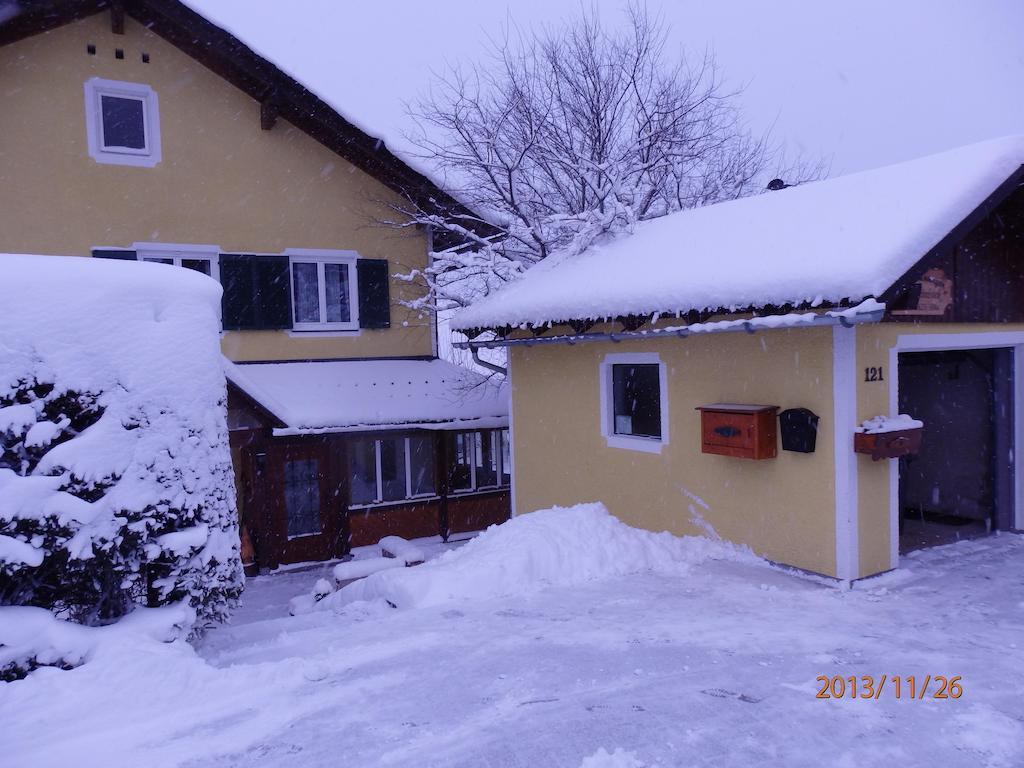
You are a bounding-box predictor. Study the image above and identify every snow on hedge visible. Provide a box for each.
[0,255,242,669]
[312,503,757,612]
[453,135,1024,329]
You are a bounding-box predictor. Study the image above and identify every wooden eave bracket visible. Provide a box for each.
[260,96,279,131]
[111,2,125,34]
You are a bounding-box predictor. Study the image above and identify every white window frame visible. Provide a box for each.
[133,242,220,281]
[405,435,438,500]
[599,352,670,454]
[285,249,359,332]
[84,77,161,167]
[351,436,438,507]
[451,430,510,495]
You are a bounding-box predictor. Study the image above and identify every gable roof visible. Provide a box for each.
[223,358,508,436]
[0,0,476,230]
[452,136,1024,332]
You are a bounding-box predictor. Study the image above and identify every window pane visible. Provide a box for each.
[182,258,211,276]
[100,94,146,150]
[475,431,498,487]
[292,262,320,324]
[350,439,377,505]
[379,437,407,502]
[500,429,511,486]
[283,459,321,537]
[324,263,351,323]
[409,435,436,496]
[447,432,473,491]
[612,364,662,438]
[142,257,174,265]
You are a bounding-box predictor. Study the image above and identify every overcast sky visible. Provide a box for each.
[187,0,1024,176]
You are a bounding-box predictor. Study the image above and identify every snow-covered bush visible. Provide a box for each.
[0,255,242,677]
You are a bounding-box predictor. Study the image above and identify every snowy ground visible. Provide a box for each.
[4,518,1024,767]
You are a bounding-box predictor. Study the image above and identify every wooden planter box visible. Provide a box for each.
[853,427,923,461]
[697,404,779,460]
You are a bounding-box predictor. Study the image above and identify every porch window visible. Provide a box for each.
[283,459,321,537]
[379,437,408,502]
[474,431,499,488]
[408,435,436,497]
[349,435,437,506]
[350,439,377,506]
[500,429,511,486]
[288,251,359,332]
[447,430,511,493]
[448,432,474,492]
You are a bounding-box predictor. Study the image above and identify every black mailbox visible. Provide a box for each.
[779,408,819,453]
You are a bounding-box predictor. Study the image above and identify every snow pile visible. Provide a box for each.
[579,748,646,768]
[0,604,195,679]
[378,535,426,564]
[0,255,242,660]
[316,503,755,612]
[453,136,1024,329]
[856,414,923,434]
[224,358,508,435]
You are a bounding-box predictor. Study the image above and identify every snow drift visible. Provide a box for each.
[315,503,756,612]
[0,255,243,669]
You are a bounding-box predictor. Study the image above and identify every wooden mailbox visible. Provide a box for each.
[696,404,779,460]
[853,427,923,461]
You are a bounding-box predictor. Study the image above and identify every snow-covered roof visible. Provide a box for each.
[452,136,1024,331]
[224,358,508,436]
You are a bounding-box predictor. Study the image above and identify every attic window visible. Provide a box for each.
[84,77,161,167]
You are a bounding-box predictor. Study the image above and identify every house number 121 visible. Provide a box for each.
[864,366,884,382]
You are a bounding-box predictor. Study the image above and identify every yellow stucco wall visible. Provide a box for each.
[0,13,432,362]
[510,327,839,576]
[855,321,1024,578]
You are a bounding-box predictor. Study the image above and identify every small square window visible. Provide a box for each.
[100,94,146,150]
[601,354,668,453]
[612,364,662,439]
[84,77,161,167]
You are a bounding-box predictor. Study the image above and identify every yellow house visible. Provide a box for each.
[0,1,509,571]
[453,137,1024,581]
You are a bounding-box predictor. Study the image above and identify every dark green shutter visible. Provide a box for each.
[220,254,292,330]
[357,258,390,329]
[92,248,137,260]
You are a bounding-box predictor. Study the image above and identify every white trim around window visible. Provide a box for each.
[133,242,220,281]
[84,77,161,167]
[599,352,670,454]
[284,249,360,332]
[350,435,439,508]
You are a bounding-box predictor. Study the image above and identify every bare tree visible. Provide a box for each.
[388,4,818,316]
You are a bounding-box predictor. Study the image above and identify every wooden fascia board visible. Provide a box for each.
[878,164,1024,305]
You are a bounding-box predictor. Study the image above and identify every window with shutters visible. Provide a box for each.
[84,78,161,167]
[285,249,359,332]
[133,243,219,281]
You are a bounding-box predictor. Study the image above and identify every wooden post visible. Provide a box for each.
[437,432,450,541]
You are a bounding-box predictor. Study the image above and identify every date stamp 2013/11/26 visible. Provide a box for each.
[816,675,963,700]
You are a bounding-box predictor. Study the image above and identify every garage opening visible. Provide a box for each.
[897,349,1014,553]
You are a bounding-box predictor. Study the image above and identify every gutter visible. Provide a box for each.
[453,304,885,350]
[470,347,508,376]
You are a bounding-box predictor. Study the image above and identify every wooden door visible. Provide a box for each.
[269,438,343,565]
